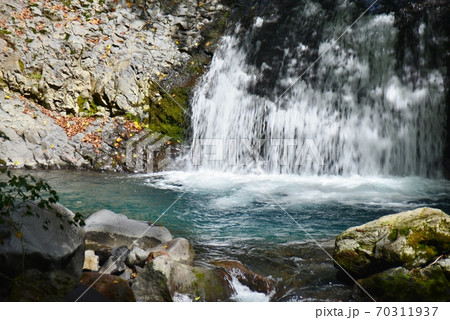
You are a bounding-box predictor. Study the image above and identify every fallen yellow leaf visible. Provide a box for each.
[194,296,200,301]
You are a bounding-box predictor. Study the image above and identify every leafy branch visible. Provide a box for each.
[0,168,85,236]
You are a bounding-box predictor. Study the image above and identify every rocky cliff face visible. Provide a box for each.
[0,0,229,116]
[0,0,231,170]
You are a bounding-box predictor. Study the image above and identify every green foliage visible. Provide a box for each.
[77,95,98,116]
[77,95,88,109]
[0,168,85,235]
[0,28,11,36]
[29,71,42,81]
[145,83,189,140]
[18,60,25,72]
[0,77,7,88]
[124,112,140,122]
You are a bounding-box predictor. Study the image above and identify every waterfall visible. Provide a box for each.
[189,0,447,177]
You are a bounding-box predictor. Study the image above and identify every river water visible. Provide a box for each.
[26,169,450,301]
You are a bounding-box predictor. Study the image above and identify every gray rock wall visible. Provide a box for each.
[0,0,229,116]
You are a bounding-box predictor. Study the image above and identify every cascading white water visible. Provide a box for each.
[189,3,447,177]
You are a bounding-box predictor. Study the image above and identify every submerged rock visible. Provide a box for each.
[334,207,450,301]
[84,209,172,250]
[0,202,85,280]
[334,207,450,278]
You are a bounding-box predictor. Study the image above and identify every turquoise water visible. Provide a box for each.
[12,169,450,300]
[26,169,450,249]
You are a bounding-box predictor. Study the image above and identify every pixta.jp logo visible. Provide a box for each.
[125,131,175,173]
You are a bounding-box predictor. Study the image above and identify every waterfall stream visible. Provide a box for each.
[189,0,447,177]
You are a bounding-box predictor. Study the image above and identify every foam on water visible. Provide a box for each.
[229,275,271,302]
[147,170,450,209]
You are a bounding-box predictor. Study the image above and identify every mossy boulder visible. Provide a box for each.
[333,207,450,278]
[148,251,234,301]
[353,257,450,301]
[167,262,234,302]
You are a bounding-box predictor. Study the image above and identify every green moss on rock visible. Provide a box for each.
[354,265,450,301]
[144,82,189,141]
[334,208,450,277]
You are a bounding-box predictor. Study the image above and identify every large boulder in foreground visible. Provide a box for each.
[0,202,85,280]
[84,209,172,250]
[334,207,450,301]
[334,207,450,278]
